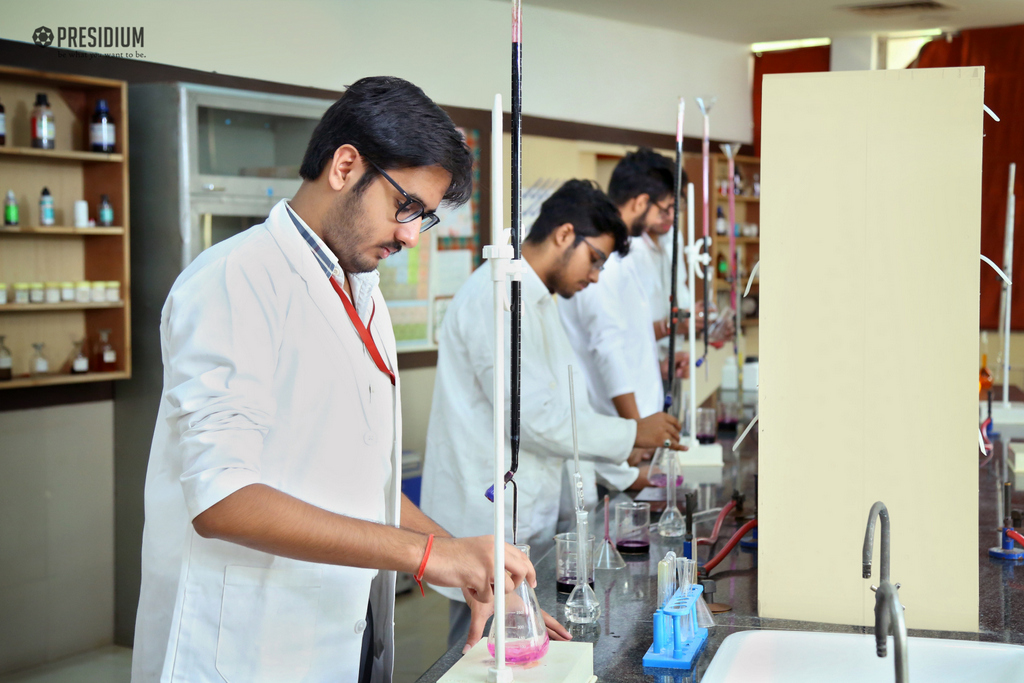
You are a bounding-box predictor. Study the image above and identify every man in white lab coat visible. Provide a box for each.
[559,149,689,503]
[421,179,685,652]
[132,77,536,683]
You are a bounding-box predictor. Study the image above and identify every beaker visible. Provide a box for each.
[718,401,741,432]
[487,544,550,665]
[696,407,717,444]
[554,532,595,594]
[614,501,651,555]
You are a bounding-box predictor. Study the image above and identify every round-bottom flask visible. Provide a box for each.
[487,544,549,665]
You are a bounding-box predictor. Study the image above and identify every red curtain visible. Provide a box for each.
[911,25,1024,329]
[752,46,831,155]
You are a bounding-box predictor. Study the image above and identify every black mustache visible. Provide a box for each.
[379,242,403,255]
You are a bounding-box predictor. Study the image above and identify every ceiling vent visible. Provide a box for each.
[843,1,955,15]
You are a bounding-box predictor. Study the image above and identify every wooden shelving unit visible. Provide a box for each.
[0,66,130,389]
[0,226,124,236]
[708,152,759,327]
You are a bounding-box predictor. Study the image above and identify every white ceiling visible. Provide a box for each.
[520,0,1024,44]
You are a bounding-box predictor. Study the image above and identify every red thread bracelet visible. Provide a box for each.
[413,534,435,596]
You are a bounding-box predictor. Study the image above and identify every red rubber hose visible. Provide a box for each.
[697,499,737,546]
[1008,529,1024,547]
[703,518,758,572]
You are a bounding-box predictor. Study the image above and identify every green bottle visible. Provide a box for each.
[4,190,18,226]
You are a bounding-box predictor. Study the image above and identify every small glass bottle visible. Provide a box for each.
[71,339,89,374]
[31,342,49,376]
[0,96,6,146]
[99,195,114,226]
[40,187,55,226]
[5,190,19,226]
[0,335,12,381]
[31,93,55,150]
[95,328,117,372]
[90,99,116,153]
[29,282,45,304]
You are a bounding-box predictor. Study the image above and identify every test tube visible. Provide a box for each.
[657,555,676,608]
[676,557,692,594]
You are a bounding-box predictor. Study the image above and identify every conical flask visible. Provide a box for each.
[487,544,549,665]
[648,447,683,489]
[596,494,625,570]
[658,451,685,537]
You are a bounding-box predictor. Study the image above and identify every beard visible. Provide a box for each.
[630,213,647,237]
[321,188,402,274]
[550,242,586,299]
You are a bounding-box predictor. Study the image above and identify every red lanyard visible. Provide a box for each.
[329,275,395,386]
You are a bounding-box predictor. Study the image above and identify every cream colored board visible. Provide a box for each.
[758,68,982,632]
[0,234,85,283]
[437,640,595,683]
[685,342,733,409]
[0,156,86,228]
[0,309,85,377]
[1010,443,1024,474]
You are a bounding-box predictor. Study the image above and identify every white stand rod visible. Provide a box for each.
[1003,162,1016,407]
[486,94,513,683]
[686,182,698,447]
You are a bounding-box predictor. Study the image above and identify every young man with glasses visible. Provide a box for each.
[132,76,534,683]
[420,179,685,653]
[558,149,695,502]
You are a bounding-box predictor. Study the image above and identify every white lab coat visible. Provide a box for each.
[630,231,692,360]
[558,242,664,502]
[132,200,401,683]
[420,260,636,601]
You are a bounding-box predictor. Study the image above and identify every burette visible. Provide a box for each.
[485,0,523,544]
[664,97,685,412]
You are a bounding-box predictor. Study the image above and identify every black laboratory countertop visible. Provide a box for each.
[416,434,1024,682]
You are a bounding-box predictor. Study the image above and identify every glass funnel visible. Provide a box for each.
[596,494,625,570]
[565,511,601,624]
[487,544,549,665]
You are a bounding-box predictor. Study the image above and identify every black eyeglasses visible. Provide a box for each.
[364,158,440,233]
[576,236,608,272]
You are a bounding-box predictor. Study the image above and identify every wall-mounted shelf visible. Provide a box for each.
[0,66,131,391]
[0,302,124,313]
[0,226,124,236]
[0,370,130,390]
[0,146,123,163]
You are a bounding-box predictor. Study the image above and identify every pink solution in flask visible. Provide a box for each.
[487,636,550,665]
[487,543,550,666]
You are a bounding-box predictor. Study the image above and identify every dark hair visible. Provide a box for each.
[608,147,686,207]
[525,179,629,257]
[299,76,473,206]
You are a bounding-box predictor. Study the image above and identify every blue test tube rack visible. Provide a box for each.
[642,583,709,670]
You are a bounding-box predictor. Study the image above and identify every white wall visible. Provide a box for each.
[0,402,115,674]
[3,0,753,142]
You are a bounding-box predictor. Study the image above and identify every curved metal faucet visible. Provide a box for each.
[873,581,909,682]
[863,501,890,582]
[862,501,908,682]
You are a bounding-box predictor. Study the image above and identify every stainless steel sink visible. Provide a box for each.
[701,630,1024,682]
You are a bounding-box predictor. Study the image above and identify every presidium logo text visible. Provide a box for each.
[32,25,144,50]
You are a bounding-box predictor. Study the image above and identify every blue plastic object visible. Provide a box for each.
[989,528,1024,561]
[740,525,758,550]
[642,584,709,670]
